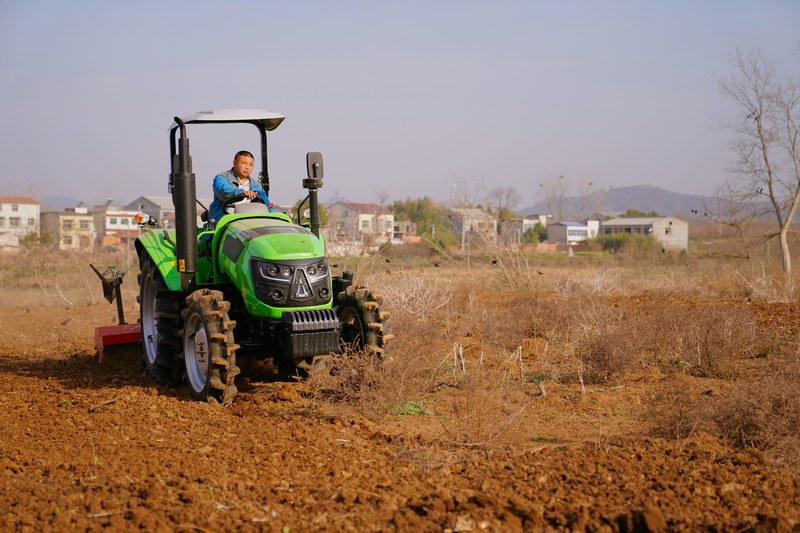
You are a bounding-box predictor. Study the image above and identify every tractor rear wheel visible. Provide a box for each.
[335,285,392,360]
[180,289,240,404]
[138,259,182,384]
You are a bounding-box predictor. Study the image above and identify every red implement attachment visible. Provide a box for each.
[95,323,141,364]
[91,263,140,363]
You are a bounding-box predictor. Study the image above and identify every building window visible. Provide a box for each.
[11,204,18,212]
[63,236,73,245]
[80,220,90,230]
[9,217,20,227]
[27,218,34,226]
[0,218,5,227]
[361,220,370,231]
[109,217,118,225]
[62,220,74,230]
[665,227,672,235]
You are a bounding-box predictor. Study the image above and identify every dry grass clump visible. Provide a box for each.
[434,365,530,448]
[611,297,759,378]
[0,247,138,307]
[648,362,800,472]
[711,368,800,471]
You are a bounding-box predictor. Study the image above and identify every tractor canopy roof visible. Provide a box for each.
[170,109,286,132]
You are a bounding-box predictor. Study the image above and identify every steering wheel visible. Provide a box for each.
[221,194,266,215]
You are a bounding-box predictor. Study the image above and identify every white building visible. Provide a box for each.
[0,196,40,245]
[501,215,550,244]
[125,195,213,228]
[41,206,95,251]
[601,216,689,250]
[328,202,394,246]
[546,220,600,245]
[445,208,498,249]
[92,203,140,249]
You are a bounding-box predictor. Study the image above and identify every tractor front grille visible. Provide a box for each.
[282,308,340,357]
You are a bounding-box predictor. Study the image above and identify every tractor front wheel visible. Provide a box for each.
[180,289,240,404]
[335,285,392,360]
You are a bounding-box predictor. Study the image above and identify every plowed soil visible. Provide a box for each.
[1,295,799,532]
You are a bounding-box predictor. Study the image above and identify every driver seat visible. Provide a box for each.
[234,203,270,214]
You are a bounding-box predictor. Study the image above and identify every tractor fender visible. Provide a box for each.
[135,229,182,291]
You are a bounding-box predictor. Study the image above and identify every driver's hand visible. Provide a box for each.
[244,190,257,199]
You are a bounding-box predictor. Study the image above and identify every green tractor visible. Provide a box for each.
[134,109,391,404]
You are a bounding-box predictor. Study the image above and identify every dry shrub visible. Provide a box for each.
[377,268,455,321]
[563,296,758,381]
[309,345,437,416]
[710,368,800,471]
[648,364,800,472]
[436,365,529,448]
[645,376,717,440]
[310,349,385,404]
[0,247,139,307]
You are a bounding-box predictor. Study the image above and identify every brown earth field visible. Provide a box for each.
[1,260,800,532]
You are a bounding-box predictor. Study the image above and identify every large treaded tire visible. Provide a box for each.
[335,285,392,360]
[137,259,182,384]
[180,289,240,404]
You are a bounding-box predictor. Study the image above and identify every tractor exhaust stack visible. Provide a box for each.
[303,152,324,238]
[170,117,198,291]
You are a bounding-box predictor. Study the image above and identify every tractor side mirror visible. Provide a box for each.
[307,152,323,180]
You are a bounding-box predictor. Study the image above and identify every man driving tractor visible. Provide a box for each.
[209,150,274,221]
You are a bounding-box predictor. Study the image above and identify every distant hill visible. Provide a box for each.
[521,185,711,219]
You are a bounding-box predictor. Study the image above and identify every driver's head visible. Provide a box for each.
[232,150,255,180]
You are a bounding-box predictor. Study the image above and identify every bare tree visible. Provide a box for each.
[572,178,604,221]
[448,175,487,208]
[706,178,767,271]
[485,185,521,225]
[538,175,602,221]
[718,48,800,274]
[539,175,568,221]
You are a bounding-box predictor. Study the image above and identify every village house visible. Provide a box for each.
[546,220,600,246]
[92,201,140,250]
[327,202,394,245]
[445,208,497,249]
[41,206,95,251]
[0,196,40,247]
[601,216,689,250]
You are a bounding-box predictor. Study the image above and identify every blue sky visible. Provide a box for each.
[1,1,798,210]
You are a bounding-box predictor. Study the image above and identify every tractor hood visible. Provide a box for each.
[218,217,324,261]
[215,216,331,319]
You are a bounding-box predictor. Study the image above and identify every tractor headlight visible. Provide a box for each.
[261,263,279,277]
[270,289,285,301]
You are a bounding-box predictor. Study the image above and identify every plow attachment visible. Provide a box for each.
[90,264,141,363]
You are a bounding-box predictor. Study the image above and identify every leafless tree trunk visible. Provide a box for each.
[448,175,486,208]
[538,175,602,221]
[571,178,604,221]
[486,185,521,227]
[539,175,568,221]
[718,48,800,275]
[705,178,768,273]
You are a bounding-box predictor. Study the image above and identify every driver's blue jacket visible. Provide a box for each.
[209,169,272,222]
